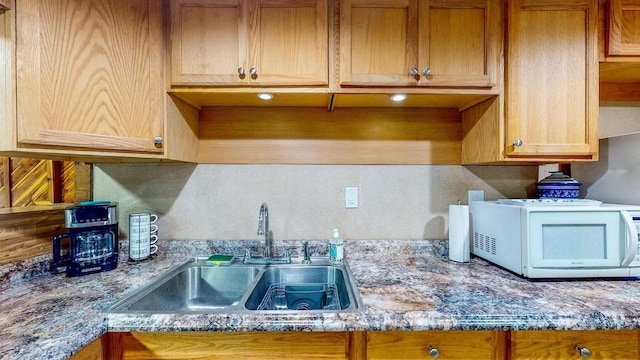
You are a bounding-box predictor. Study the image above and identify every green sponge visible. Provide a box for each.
[206,254,235,266]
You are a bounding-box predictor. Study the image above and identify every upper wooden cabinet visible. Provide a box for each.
[606,0,640,56]
[504,0,599,161]
[2,0,197,162]
[462,0,599,164]
[169,0,329,87]
[599,0,640,101]
[339,0,500,88]
[14,0,166,157]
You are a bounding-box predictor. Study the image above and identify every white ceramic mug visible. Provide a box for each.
[129,212,159,260]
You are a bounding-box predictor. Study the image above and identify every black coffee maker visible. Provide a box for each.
[52,202,119,277]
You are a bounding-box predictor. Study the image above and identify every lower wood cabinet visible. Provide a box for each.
[69,335,105,360]
[106,331,358,360]
[509,330,639,360]
[367,331,507,360]
[75,329,640,360]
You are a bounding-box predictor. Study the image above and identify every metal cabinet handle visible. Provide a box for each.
[513,139,523,147]
[153,136,163,148]
[422,67,431,77]
[428,345,440,359]
[238,67,246,79]
[250,67,258,80]
[574,345,592,358]
[409,68,420,80]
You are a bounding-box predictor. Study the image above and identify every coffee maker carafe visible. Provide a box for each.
[52,202,119,277]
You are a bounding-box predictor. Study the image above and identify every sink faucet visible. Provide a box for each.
[257,203,271,259]
[245,203,290,265]
[301,240,311,264]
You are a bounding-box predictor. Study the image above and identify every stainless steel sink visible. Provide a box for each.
[108,263,260,312]
[244,266,353,311]
[104,257,362,314]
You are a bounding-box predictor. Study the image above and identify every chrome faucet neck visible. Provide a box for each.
[245,203,290,265]
[257,203,271,259]
[301,240,311,264]
[257,203,269,235]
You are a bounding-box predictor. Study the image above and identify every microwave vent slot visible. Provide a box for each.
[474,232,496,255]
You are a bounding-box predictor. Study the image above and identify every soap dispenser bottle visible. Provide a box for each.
[329,228,344,264]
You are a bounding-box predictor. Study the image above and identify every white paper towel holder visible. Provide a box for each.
[448,203,470,262]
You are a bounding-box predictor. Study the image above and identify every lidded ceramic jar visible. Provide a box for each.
[536,171,581,198]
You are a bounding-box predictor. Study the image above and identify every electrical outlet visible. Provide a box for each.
[468,190,485,203]
[345,187,358,208]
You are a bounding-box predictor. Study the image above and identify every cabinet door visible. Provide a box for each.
[249,0,328,86]
[607,0,640,56]
[510,330,639,360]
[505,0,598,160]
[16,0,164,155]
[112,331,352,359]
[418,0,498,87]
[169,0,248,85]
[340,0,419,86]
[367,331,507,360]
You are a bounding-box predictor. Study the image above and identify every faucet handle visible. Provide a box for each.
[301,240,311,264]
[283,248,292,264]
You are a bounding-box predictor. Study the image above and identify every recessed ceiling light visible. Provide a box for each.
[390,94,407,102]
[257,93,274,100]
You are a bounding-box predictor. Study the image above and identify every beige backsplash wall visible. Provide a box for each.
[572,133,640,205]
[572,105,640,204]
[94,164,537,241]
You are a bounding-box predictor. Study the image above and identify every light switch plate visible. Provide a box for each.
[345,187,358,208]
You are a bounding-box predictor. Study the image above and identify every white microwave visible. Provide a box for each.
[469,199,640,278]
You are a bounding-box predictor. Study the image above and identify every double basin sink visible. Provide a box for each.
[105,257,362,314]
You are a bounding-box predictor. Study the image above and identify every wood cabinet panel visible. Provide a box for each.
[81,330,640,360]
[462,0,599,164]
[0,158,7,207]
[0,206,66,265]
[599,0,640,98]
[504,0,598,160]
[601,81,640,100]
[340,0,418,86]
[9,158,53,207]
[198,107,462,164]
[170,0,247,85]
[0,0,13,154]
[419,0,499,87]
[16,0,165,155]
[366,331,507,360]
[339,0,499,88]
[607,0,640,56]
[510,330,639,360]
[250,0,328,86]
[70,336,105,360]
[111,331,352,360]
[169,0,328,87]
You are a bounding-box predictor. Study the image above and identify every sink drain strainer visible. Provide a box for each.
[257,283,341,311]
[295,303,313,311]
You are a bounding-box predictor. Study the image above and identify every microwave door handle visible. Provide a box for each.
[621,211,638,266]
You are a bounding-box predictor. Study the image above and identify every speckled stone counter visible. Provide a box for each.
[3,239,640,359]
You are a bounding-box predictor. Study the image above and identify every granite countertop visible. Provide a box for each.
[3,239,640,359]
